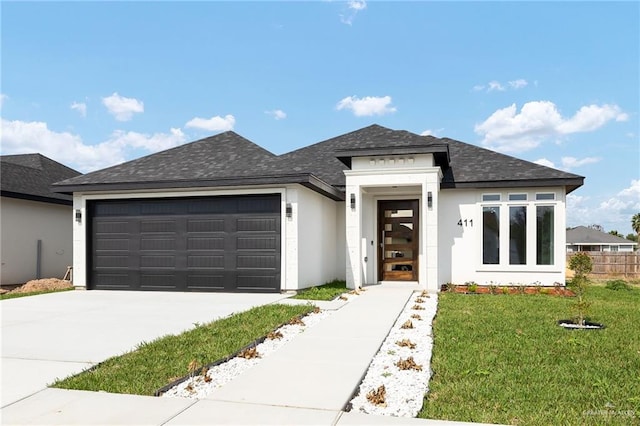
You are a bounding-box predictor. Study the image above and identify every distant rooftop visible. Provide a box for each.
[1,154,81,205]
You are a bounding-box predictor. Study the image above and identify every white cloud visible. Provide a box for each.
[598,180,640,224]
[473,79,528,93]
[508,79,528,89]
[336,95,396,117]
[475,101,628,153]
[340,0,367,25]
[487,81,505,92]
[533,158,555,168]
[265,109,287,120]
[105,128,186,152]
[556,104,628,134]
[420,128,444,137]
[567,180,640,232]
[0,118,187,172]
[560,156,600,170]
[70,101,87,117]
[185,114,235,132]
[0,94,8,107]
[102,92,144,121]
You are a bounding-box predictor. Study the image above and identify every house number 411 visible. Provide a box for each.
[457,219,473,227]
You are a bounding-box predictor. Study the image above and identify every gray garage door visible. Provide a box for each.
[88,194,281,292]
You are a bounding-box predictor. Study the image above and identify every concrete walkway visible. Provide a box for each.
[2,286,494,425]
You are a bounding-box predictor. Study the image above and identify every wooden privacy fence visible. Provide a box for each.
[567,251,640,277]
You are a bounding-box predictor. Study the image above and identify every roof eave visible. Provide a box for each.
[441,177,584,192]
[52,174,345,201]
[1,190,73,206]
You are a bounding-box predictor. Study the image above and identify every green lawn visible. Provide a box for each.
[0,287,73,300]
[52,303,314,396]
[419,286,640,425]
[291,279,347,301]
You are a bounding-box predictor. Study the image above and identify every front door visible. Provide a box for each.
[378,200,419,281]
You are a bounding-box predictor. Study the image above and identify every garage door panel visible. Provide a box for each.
[140,274,178,290]
[237,218,277,232]
[187,219,225,233]
[187,255,224,269]
[89,195,281,292]
[140,220,178,233]
[140,238,176,251]
[187,237,224,250]
[237,236,276,251]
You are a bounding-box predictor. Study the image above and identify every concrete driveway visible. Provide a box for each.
[0,290,288,408]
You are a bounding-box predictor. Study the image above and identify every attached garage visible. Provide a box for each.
[88,194,281,292]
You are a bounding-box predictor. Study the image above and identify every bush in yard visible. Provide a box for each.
[605,279,631,291]
[568,252,593,325]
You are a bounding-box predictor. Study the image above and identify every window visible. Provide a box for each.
[536,193,555,201]
[509,193,527,201]
[509,206,526,264]
[482,194,501,202]
[536,206,554,265]
[483,206,500,264]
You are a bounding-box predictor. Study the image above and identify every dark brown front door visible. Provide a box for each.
[378,200,419,281]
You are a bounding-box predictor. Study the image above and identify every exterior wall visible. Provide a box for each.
[1,197,73,285]
[438,187,567,287]
[345,154,441,291]
[567,244,635,253]
[71,185,343,291]
[293,186,344,289]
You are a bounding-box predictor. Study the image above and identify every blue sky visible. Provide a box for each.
[1,1,638,234]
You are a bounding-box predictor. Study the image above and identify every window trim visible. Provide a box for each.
[477,191,560,272]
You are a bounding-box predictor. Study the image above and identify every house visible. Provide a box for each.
[1,154,81,285]
[566,226,637,252]
[52,125,584,293]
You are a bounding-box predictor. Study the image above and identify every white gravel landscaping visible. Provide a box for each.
[161,294,361,399]
[348,291,438,417]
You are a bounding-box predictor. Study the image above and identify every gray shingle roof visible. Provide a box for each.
[567,226,637,246]
[53,124,584,197]
[1,154,81,204]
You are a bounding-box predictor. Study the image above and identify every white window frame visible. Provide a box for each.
[478,191,560,271]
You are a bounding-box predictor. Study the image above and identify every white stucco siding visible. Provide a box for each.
[1,197,73,285]
[345,163,442,291]
[439,187,567,286]
[295,186,342,289]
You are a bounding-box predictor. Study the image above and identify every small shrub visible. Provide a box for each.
[605,279,631,291]
[396,356,423,371]
[501,287,510,295]
[366,385,387,406]
[489,284,498,295]
[567,252,593,325]
[466,282,478,293]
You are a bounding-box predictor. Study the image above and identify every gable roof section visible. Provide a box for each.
[441,137,583,192]
[52,131,344,200]
[1,154,81,205]
[278,124,583,192]
[52,124,584,199]
[567,226,637,246]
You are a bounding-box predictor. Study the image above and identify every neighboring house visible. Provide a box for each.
[53,125,584,293]
[566,226,637,252]
[1,154,81,285]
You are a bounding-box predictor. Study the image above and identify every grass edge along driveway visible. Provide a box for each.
[419,286,640,426]
[53,303,315,396]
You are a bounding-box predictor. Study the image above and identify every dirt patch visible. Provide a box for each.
[9,278,73,294]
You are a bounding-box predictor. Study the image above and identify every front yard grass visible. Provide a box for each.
[0,287,73,300]
[291,279,347,301]
[420,286,640,425]
[52,303,314,396]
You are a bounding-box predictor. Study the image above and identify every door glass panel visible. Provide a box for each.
[379,200,419,281]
